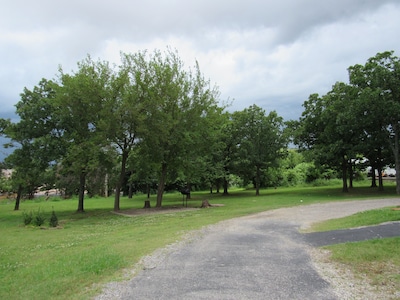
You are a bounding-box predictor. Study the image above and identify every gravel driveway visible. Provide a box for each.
[96,198,400,300]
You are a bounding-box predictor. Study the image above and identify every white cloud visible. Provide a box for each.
[1,0,400,121]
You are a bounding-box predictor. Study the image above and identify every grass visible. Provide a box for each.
[0,180,398,299]
[324,238,400,295]
[310,207,400,232]
[306,189,400,295]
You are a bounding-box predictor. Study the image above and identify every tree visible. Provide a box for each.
[2,79,61,210]
[201,112,230,194]
[231,105,287,195]
[296,83,360,192]
[351,86,391,190]
[142,49,221,207]
[55,57,112,212]
[348,51,400,193]
[100,51,149,211]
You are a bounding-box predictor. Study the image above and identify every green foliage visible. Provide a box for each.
[0,176,12,194]
[22,211,33,225]
[22,208,49,227]
[33,208,46,226]
[4,49,400,214]
[293,50,400,194]
[277,150,339,187]
[49,209,58,227]
[230,105,287,194]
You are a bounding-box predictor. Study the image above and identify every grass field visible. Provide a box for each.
[0,181,398,299]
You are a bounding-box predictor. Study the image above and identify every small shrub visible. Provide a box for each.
[22,211,33,225]
[49,210,58,228]
[33,209,46,227]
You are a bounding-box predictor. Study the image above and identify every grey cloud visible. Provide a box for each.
[1,0,400,121]
[3,0,397,41]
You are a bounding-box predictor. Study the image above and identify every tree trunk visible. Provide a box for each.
[77,171,86,213]
[342,156,348,193]
[114,150,128,211]
[393,126,400,194]
[14,184,22,211]
[186,183,192,199]
[146,183,150,199]
[377,165,384,191]
[223,177,228,195]
[156,163,167,207]
[370,166,377,187]
[201,199,212,208]
[255,165,260,196]
[348,161,354,189]
[104,174,109,197]
[128,183,133,199]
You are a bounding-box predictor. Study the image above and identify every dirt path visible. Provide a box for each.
[96,198,400,300]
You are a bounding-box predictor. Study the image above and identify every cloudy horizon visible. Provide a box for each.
[1,1,400,123]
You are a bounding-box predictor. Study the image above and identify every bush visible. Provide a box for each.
[49,210,58,228]
[22,211,33,225]
[33,208,46,227]
[309,178,343,187]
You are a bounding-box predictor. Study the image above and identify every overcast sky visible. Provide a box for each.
[1,0,400,123]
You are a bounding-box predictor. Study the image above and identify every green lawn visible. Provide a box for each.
[0,181,398,299]
[307,189,400,296]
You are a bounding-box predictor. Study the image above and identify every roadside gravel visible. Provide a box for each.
[95,198,400,300]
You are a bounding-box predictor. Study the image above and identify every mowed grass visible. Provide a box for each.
[310,206,400,232]
[0,181,398,299]
[308,193,400,295]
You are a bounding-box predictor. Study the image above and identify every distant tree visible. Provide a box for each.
[201,112,231,194]
[231,105,287,195]
[296,82,360,192]
[214,112,247,195]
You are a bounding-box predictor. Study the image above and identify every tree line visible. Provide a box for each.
[292,50,400,193]
[1,49,399,212]
[0,49,286,211]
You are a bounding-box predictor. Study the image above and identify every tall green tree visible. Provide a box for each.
[55,57,112,212]
[2,79,61,209]
[101,52,149,211]
[296,82,359,192]
[201,111,230,194]
[351,86,391,190]
[231,105,287,195]
[348,51,400,193]
[142,49,221,207]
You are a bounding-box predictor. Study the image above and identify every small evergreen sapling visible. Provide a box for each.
[22,211,33,225]
[49,209,58,228]
[33,208,46,226]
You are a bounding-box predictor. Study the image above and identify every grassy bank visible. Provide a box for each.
[309,197,400,296]
[0,181,398,299]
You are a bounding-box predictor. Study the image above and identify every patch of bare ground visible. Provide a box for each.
[112,203,224,216]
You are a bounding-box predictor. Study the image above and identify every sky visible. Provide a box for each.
[1,1,400,123]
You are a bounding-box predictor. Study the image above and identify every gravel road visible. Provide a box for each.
[95,198,400,300]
